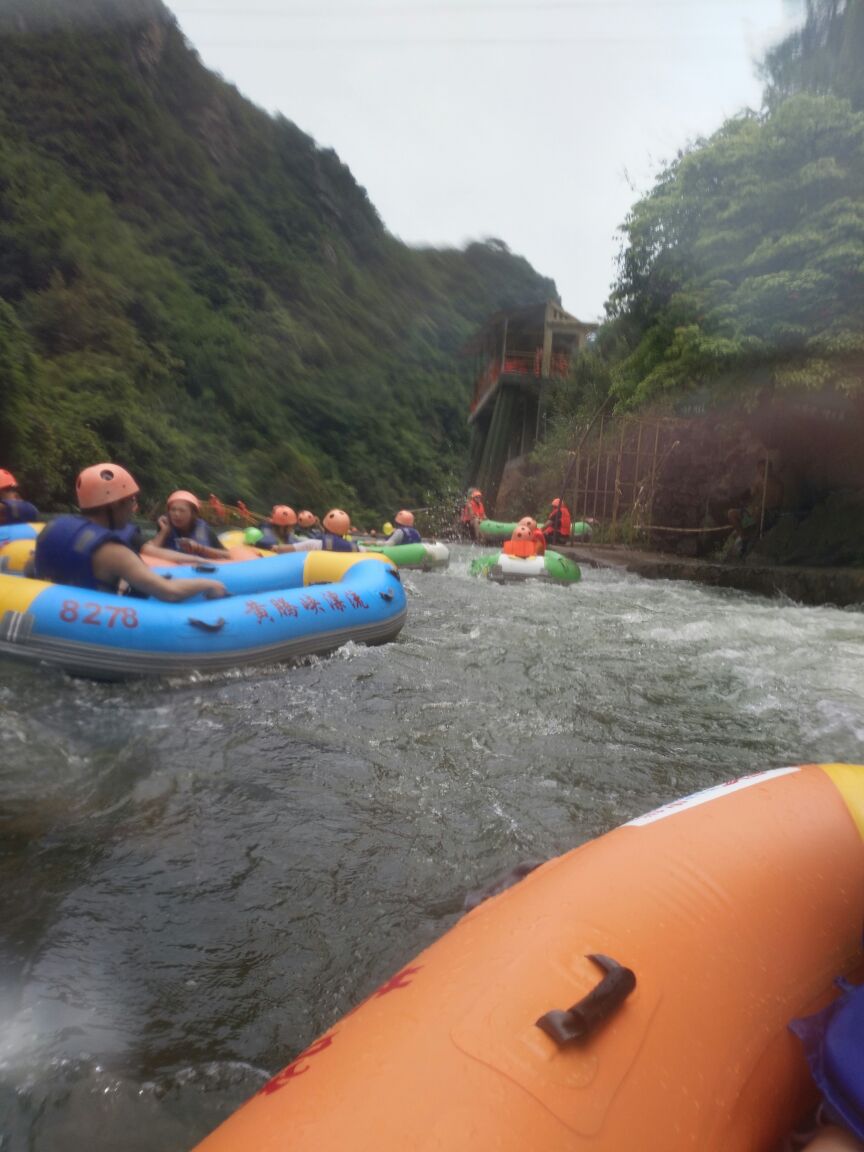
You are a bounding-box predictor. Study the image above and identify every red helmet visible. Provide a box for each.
[511,524,532,541]
[395,509,414,527]
[76,463,140,510]
[470,488,482,498]
[271,504,297,527]
[551,498,562,507]
[0,469,18,490]
[298,510,317,529]
[167,490,200,512]
[323,509,350,536]
[519,516,537,531]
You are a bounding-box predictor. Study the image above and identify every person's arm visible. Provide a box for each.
[276,539,323,553]
[140,541,185,564]
[384,529,404,545]
[93,543,227,602]
[176,539,229,560]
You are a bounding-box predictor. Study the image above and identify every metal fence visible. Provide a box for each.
[563,414,693,542]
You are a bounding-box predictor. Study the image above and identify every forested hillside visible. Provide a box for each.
[0,0,555,516]
[553,0,864,425]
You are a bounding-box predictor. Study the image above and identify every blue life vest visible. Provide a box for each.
[114,522,143,553]
[257,522,295,549]
[395,525,421,545]
[321,532,359,553]
[34,514,130,592]
[0,498,39,524]
[790,977,864,1140]
[164,517,222,552]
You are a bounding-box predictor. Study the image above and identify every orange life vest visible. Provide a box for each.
[502,539,537,558]
[461,496,486,523]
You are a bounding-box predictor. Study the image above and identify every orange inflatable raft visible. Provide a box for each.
[193,763,864,1152]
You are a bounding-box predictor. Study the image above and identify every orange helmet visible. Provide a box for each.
[298,510,317,529]
[511,524,532,541]
[470,488,482,498]
[167,490,200,512]
[395,509,414,527]
[323,509,350,537]
[271,504,297,527]
[0,469,18,490]
[76,463,140,510]
[519,516,537,531]
[551,497,562,507]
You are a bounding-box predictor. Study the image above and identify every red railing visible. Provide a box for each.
[471,348,572,412]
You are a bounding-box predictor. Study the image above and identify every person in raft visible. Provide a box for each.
[295,510,323,539]
[502,522,540,558]
[460,487,486,541]
[383,510,421,546]
[542,497,572,546]
[516,516,546,555]
[782,979,864,1151]
[255,505,299,551]
[0,469,40,525]
[278,509,360,553]
[144,490,228,560]
[34,464,227,601]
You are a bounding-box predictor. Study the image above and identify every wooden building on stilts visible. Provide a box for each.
[465,301,596,511]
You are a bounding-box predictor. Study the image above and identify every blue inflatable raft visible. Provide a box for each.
[0,553,406,680]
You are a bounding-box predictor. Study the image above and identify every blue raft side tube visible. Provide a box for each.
[0,558,406,679]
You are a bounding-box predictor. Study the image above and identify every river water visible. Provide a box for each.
[1,547,863,1150]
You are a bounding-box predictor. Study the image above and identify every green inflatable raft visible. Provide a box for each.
[469,548,581,585]
[361,541,450,571]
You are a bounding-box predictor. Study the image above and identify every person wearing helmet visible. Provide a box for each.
[294,510,323,540]
[383,510,421,546]
[502,522,538,558]
[278,509,361,553]
[34,464,227,601]
[460,487,486,541]
[518,515,546,556]
[143,490,228,559]
[0,469,40,525]
[257,505,299,551]
[542,497,572,546]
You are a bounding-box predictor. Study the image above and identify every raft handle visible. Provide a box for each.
[193,565,219,574]
[536,953,636,1045]
[188,616,226,633]
[379,589,395,602]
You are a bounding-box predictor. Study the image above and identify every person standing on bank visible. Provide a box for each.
[542,497,571,546]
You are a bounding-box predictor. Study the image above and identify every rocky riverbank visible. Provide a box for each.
[561,543,864,607]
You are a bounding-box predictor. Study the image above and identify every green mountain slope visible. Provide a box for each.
[0,0,556,516]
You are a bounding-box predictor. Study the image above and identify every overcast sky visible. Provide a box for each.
[167,0,800,322]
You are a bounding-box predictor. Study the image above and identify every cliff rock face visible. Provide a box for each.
[497,388,864,567]
[0,0,557,514]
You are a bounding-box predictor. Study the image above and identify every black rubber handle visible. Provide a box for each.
[536,954,636,1045]
[187,616,226,633]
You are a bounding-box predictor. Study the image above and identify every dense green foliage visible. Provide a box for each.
[551,0,864,423]
[761,0,864,112]
[0,0,555,516]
